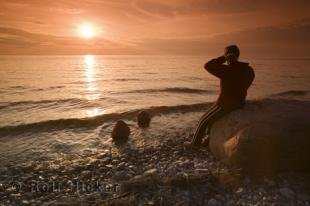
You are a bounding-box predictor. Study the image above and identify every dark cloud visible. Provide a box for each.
[133,0,257,18]
[1,17,310,57]
[0,0,309,56]
[135,18,310,57]
[132,0,310,18]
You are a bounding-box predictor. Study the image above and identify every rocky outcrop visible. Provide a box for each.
[209,99,310,175]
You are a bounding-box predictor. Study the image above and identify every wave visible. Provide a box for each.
[31,86,65,91]
[122,87,214,94]
[1,90,309,137]
[0,98,86,110]
[0,102,212,137]
[0,97,126,110]
[271,90,310,97]
[9,86,27,90]
[113,78,141,82]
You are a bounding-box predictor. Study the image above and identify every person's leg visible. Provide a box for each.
[191,105,224,146]
[201,109,228,145]
[196,104,218,124]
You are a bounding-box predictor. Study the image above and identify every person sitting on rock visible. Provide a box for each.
[186,45,255,148]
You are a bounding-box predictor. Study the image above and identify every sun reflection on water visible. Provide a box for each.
[86,108,100,117]
[84,55,96,85]
[83,55,101,117]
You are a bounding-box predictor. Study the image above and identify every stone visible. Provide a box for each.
[226,200,235,206]
[118,162,126,168]
[236,187,244,194]
[137,110,151,128]
[111,120,130,144]
[297,194,310,202]
[144,168,158,175]
[207,198,218,206]
[209,99,310,175]
[106,164,113,168]
[113,171,130,181]
[279,187,295,199]
[22,200,30,205]
[214,194,225,202]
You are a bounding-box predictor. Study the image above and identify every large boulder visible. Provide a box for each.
[209,99,310,175]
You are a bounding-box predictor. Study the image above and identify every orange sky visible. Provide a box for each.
[0,0,310,57]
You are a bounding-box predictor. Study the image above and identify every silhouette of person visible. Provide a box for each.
[187,45,255,147]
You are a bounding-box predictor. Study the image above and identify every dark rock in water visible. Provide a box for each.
[137,110,151,128]
[112,120,130,144]
[209,99,310,176]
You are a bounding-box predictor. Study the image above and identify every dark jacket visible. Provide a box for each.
[205,56,255,111]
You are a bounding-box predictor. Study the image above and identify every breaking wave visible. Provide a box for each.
[271,90,310,97]
[1,90,309,137]
[122,87,214,94]
[0,102,211,137]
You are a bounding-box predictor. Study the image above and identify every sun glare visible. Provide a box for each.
[78,23,97,39]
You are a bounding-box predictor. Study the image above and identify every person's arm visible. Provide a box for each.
[247,66,255,87]
[204,56,228,78]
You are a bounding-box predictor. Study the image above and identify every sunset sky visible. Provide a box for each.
[1,0,310,57]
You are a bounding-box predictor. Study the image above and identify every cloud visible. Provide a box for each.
[49,8,85,14]
[0,1,309,56]
[134,18,310,57]
[1,17,310,57]
[131,0,258,18]
[0,27,139,55]
[132,0,310,18]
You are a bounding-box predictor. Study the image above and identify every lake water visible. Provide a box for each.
[0,55,309,165]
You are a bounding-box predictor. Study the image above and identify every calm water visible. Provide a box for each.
[1,55,309,127]
[0,55,309,165]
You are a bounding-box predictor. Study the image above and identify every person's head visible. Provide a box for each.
[224,45,240,64]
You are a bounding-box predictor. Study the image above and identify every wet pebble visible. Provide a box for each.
[236,187,244,194]
[105,164,113,168]
[207,198,218,206]
[279,187,295,199]
[117,162,125,168]
[143,168,158,175]
[297,193,310,202]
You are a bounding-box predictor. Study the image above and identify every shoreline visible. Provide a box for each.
[1,98,310,205]
[1,136,310,205]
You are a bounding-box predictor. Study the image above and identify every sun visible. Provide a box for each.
[78,23,97,39]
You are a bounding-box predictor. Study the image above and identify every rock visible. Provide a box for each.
[101,157,110,164]
[214,194,225,202]
[279,187,295,199]
[236,187,244,194]
[207,198,218,206]
[209,99,310,175]
[297,194,310,202]
[265,179,276,187]
[113,171,131,181]
[226,200,235,206]
[111,120,130,144]
[120,173,160,194]
[137,110,151,128]
[144,168,158,175]
[106,164,113,169]
[117,162,126,169]
[22,200,30,205]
